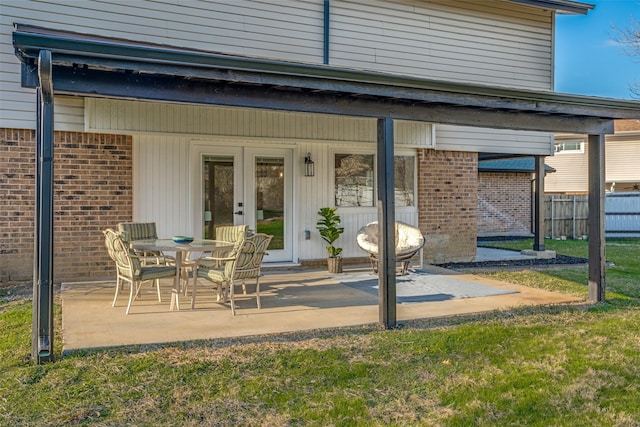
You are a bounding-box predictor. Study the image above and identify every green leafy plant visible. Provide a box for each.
[316,207,344,258]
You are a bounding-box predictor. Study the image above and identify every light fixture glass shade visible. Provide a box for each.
[304,152,315,177]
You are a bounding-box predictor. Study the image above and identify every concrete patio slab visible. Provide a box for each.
[61,262,581,353]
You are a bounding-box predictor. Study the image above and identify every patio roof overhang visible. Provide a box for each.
[12,23,640,363]
[13,24,640,135]
[507,0,593,15]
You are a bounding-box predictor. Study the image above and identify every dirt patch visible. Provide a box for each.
[435,251,588,272]
[0,280,33,303]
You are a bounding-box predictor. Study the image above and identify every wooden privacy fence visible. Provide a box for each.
[544,193,640,239]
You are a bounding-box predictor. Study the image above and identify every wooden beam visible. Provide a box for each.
[377,118,396,328]
[533,156,546,251]
[588,134,606,302]
[42,66,617,135]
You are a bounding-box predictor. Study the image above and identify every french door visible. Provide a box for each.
[201,147,244,238]
[197,145,293,262]
[243,147,293,262]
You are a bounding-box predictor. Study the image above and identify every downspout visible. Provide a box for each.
[32,49,55,363]
[533,156,545,251]
[324,0,330,65]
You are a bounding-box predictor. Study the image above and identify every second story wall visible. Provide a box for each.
[1,0,554,131]
[331,0,553,90]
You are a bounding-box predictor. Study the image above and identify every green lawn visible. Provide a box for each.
[1,239,639,425]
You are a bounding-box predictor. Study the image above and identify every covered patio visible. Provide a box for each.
[61,260,580,353]
[14,24,640,362]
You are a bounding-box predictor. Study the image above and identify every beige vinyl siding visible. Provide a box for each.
[2,0,554,132]
[546,134,640,193]
[54,97,85,131]
[0,0,324,129]
[436,125,553,155]
[605,139,640,183]
[545,146,589,193]
[330,0,552,90]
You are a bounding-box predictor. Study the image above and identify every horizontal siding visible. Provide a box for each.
[330,0,552,89]
[86,98,435,148]
[55,96,85,131]
[606,141,640,182]
[1,0,324,129]
[436,125,553,155]
[2,0,552,130]
[545,149,589,193]
[546,137,640,193]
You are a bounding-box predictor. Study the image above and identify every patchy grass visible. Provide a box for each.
[1,239,639,425]
[481,238,640,301]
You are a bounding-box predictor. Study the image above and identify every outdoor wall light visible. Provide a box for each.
[304,152,315,177]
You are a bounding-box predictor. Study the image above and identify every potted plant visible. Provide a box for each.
[316,207,345,273]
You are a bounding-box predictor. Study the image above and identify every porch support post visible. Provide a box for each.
[533,155,545,251]
[377,117,396,328]
[588,133,606,303]
[31,50,55,363]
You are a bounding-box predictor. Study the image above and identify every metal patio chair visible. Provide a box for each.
[104,228,177,314]
[191,233,273,315]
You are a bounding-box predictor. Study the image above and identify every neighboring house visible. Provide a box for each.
[478,158,555,237]
[547,120,640,194]
[1,0,638,283]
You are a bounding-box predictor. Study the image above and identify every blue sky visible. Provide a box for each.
[555,0,639,99]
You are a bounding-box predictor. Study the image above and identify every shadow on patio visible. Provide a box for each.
[61,261,580,354]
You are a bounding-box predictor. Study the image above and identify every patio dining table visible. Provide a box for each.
[131,239,234,311]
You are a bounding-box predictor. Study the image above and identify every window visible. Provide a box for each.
[554,140,585,154]
[335,153,374,207]
[394,155,415,207]
[334,152,416,207]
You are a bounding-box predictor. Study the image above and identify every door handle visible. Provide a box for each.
[234,210,244,215]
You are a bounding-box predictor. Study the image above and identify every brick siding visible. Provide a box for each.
[478,172,532,237]
[0,129,132,282]
[417,149,477,263]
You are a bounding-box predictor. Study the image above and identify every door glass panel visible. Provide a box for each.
[256,157,284,250]
[203,156,234,239]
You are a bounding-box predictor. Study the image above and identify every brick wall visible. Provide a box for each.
[417,149,477,263]
[0,129,132,282]
[477,172,532,237]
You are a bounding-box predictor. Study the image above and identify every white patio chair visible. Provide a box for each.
[356,221,425,275]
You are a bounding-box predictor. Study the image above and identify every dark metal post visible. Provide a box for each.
[32,50,55,363]
[533,156,545,251]
[588,134,606,302]
[377,117,396,328]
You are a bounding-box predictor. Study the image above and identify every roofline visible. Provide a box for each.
[506,0,594,14]
[13,24,639,121]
